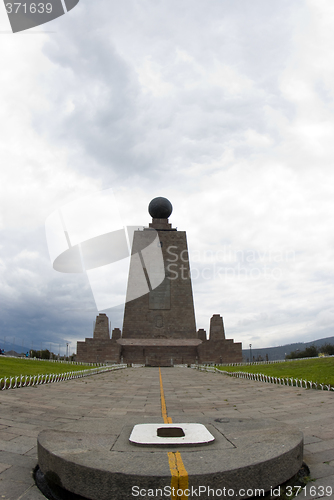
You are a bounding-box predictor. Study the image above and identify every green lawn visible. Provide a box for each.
[0,357,94,379]
[217,357,334,386]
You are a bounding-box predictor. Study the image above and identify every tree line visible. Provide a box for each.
[285,343,334,359]
[30,349,75,361]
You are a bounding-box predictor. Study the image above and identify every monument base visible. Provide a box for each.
[36,417,303,500]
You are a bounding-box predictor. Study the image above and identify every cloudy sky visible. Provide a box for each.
[0,0,334,356]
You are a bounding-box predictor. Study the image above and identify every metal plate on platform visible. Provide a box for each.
[129,423,215,445]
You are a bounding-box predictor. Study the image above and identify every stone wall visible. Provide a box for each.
[93,313,110,340]
[77,338,121,364]
[197,315,242,364]
[197,338,243,364]
[209,314,226,340]
[77,314,242,365]
[120,344,199,366]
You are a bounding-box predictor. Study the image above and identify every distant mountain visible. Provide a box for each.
[0,339,30,355]
[3,350,25,357]
[242,335,334,362]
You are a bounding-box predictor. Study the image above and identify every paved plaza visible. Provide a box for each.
[0,366,333,499]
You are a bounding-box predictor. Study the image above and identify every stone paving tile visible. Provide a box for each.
[24,447,37,459]
[0,451,36,469]
[304,435,323,445]
[0,465,34,484]
[6,412,45,419]
[126,409,146,413]
[0,481,37,500]
[305,462,334,479]
[298,474,334,500]
[314,430,334,440]
[17,485,46,500]
[0,433,17,442]
[0,420,15,427]
[305,439,334,454]
[0,421,38,432]
[1,429,40,439]
[0,463,11,474]
[0,436,36,455]
[304,448,334,465]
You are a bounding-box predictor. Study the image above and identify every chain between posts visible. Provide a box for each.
[191,365,334,391]
[0,364,128,390]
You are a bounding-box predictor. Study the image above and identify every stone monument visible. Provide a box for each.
[37,199,304,500]
[76,197,242,365]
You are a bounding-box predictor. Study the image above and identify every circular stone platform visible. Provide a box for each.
[37,416,303,500]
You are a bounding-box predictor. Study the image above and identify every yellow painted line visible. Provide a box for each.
[159,367,170,424]
[175,452,189,494]
[159,368,189,499]
[168,452,179,499]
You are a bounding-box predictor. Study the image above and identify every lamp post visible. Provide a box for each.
[249,344,252,364]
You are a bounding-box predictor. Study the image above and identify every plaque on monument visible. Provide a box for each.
[149,272,171,310]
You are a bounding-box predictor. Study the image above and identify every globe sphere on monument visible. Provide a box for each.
[148,197,173,219]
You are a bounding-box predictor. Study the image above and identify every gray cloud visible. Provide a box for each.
[32,0,300,181]
[1,0,334,354]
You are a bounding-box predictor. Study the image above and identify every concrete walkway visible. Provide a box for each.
[0,366,333,499]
